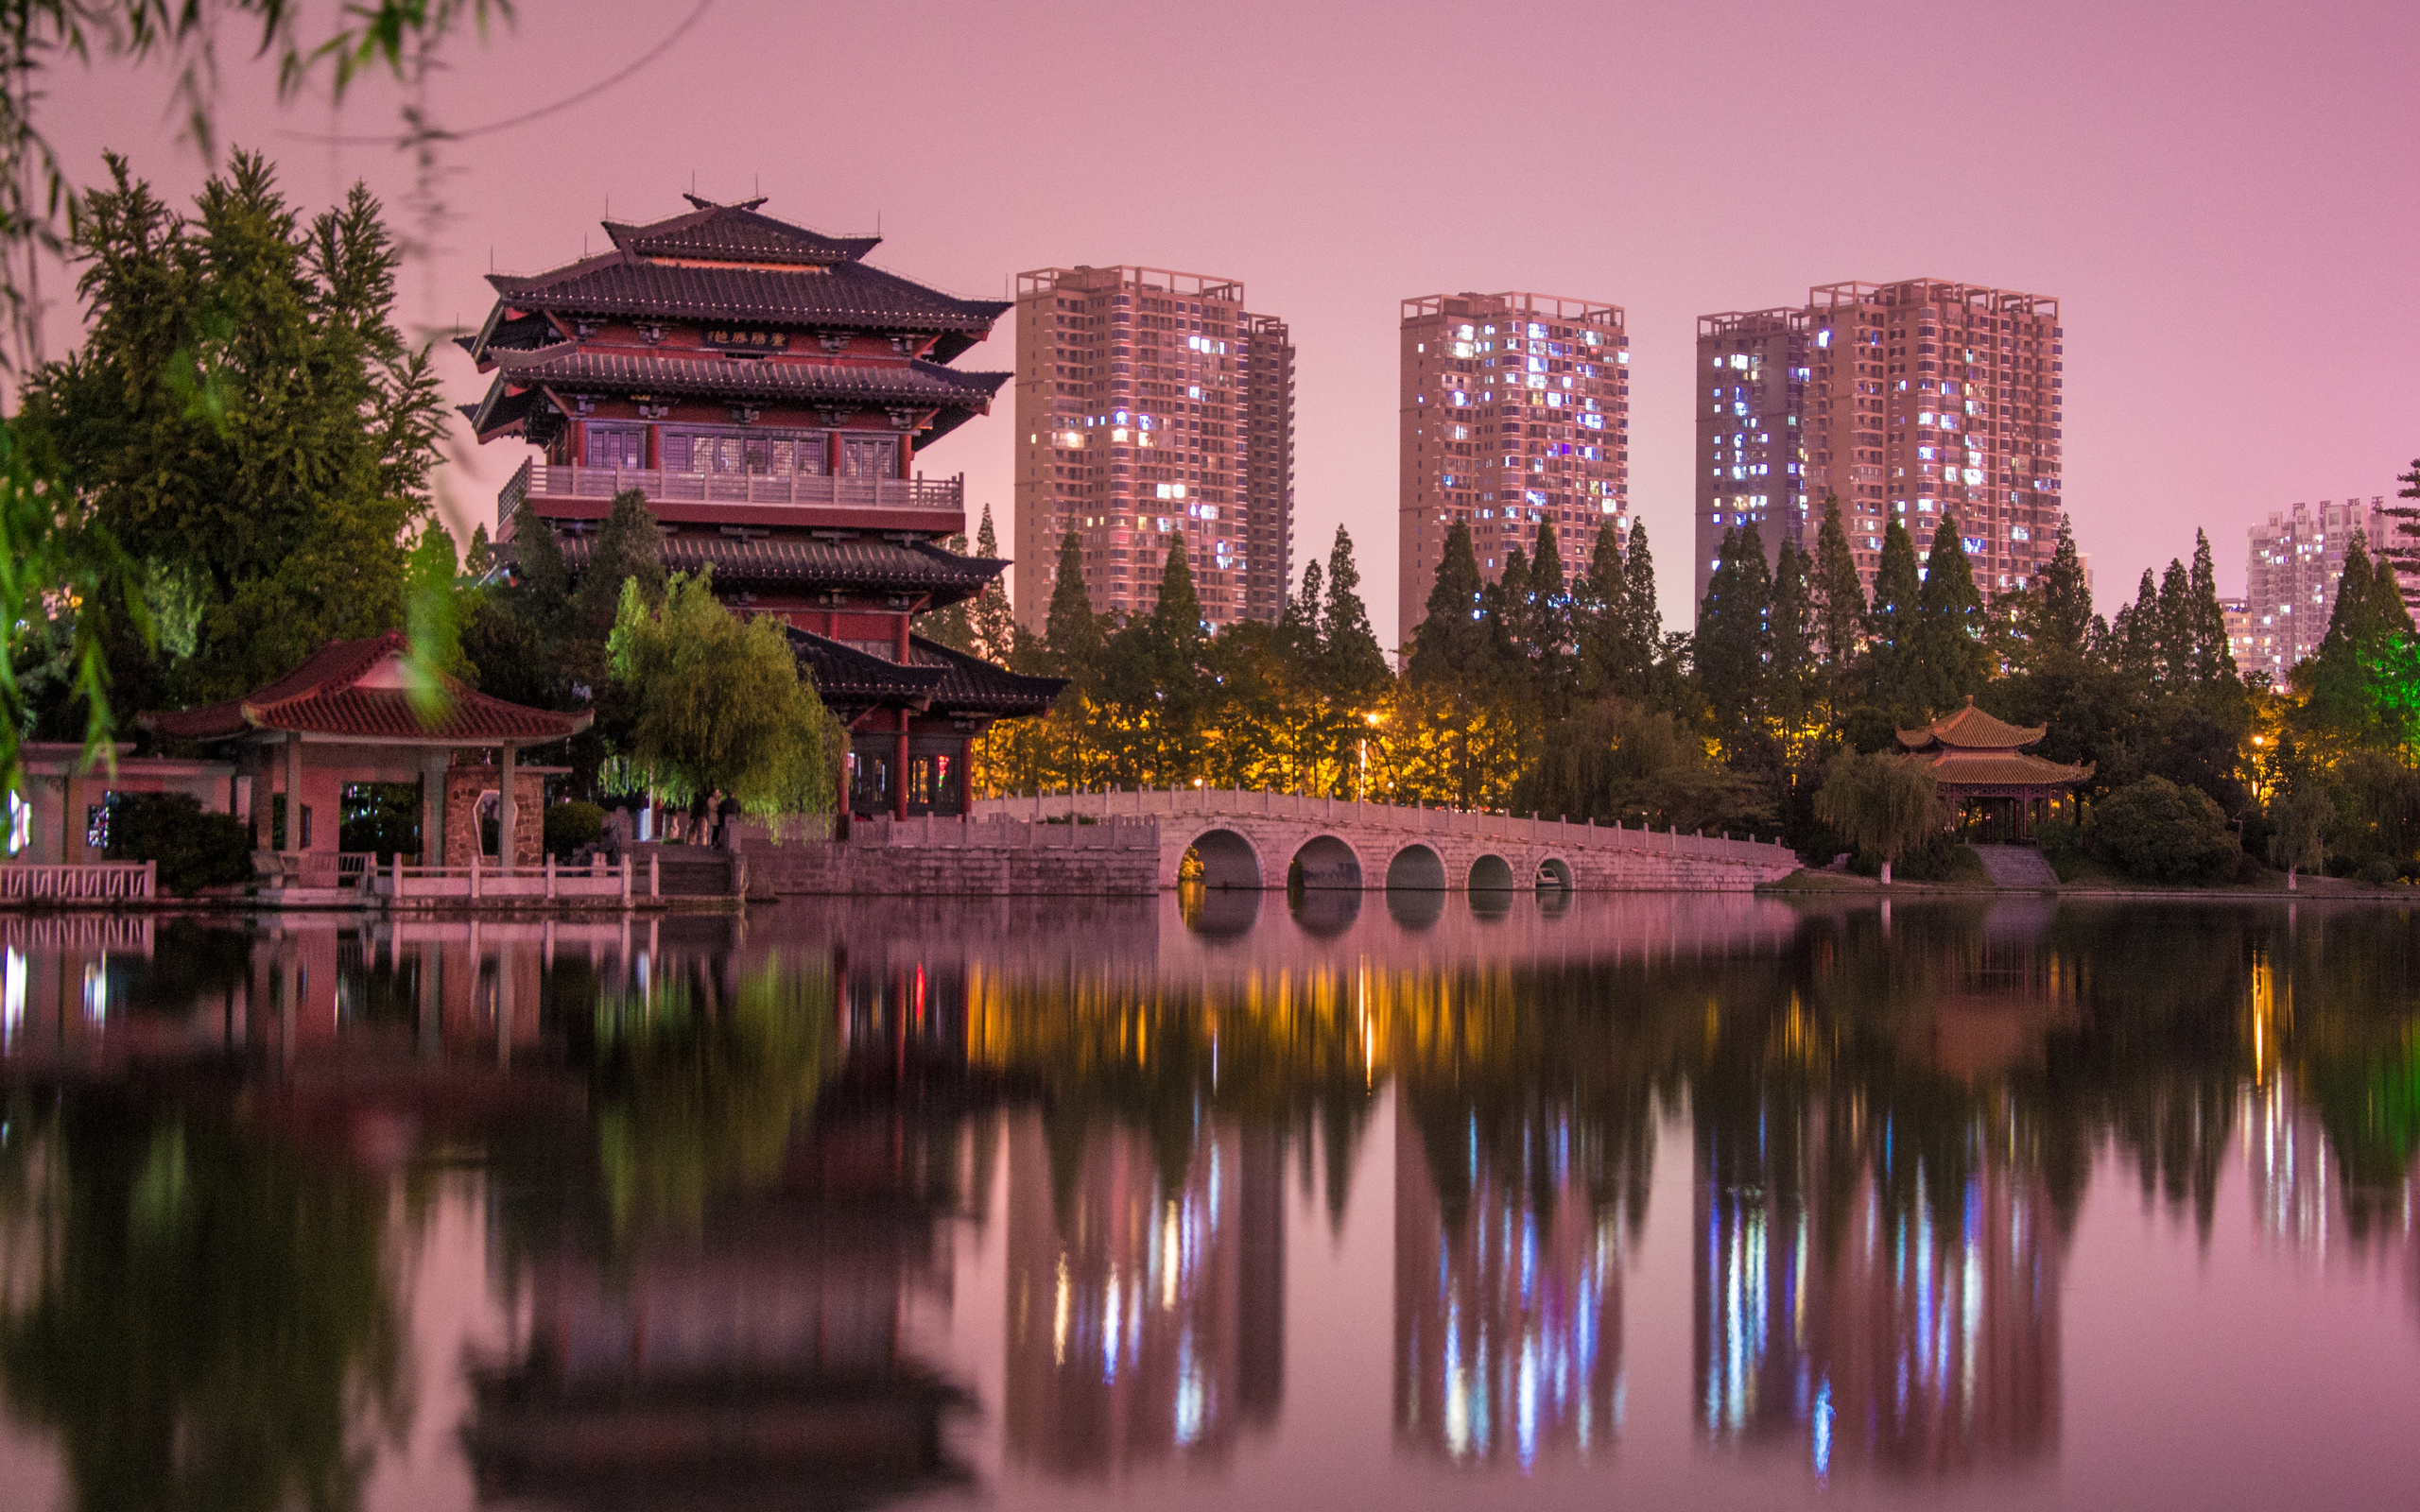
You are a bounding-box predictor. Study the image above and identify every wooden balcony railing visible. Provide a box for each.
[500,459,961,524]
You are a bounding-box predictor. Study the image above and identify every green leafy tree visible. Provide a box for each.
[1813,747,1948,885]
[607,569,838,829]
[0,0,499,797]
[21,152,446,708]
[2087,776,2239,883]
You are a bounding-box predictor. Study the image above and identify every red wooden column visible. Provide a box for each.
[892,711,910,819]
[956,735,972,818]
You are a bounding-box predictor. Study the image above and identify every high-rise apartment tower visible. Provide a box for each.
[1398,292,1630,654]
[2241,497,2390,681]
[1012,266,1293,633]
[1694,279,2064,612]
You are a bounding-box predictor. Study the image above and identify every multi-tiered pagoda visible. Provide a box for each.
[460,196,1063,819]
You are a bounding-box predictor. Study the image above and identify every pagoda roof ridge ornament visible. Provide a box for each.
[603,195,880,268]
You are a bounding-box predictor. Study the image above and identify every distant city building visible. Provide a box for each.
[1012,266,1293,633]
[2241,497,2389,680]
[1694,279,2064,613]
[1397,292,1630,655]
[2221,596,2255,674]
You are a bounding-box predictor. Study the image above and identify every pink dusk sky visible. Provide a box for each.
[40,0,2420,643]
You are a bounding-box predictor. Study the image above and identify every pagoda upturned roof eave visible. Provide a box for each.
[486,345,1009,410]
[143,632,592,746]
[1894,697,2048,752]
[548,535,1007,601]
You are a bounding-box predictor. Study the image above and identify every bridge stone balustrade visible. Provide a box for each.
[969,789,1802,892]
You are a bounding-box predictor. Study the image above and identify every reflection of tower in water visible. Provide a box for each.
[1696,1094,2061,1482]
[1004,1112,1285,1474]
[1392,1104,1625,1467]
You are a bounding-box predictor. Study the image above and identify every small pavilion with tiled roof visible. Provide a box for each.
[145,632,592,874]
[1896,697,2093,843]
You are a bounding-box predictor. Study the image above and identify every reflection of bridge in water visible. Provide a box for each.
[974,789,1800,892]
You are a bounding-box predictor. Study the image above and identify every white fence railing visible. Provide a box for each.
[0,862,155,902]
[971,788,1800,868]
[368,853,642,902]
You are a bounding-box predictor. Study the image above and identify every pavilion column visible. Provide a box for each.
[893,713,909,820]
[499,743,518,877]
[420,753,448,868]
[957,734,972,818]
[285,733,305,854]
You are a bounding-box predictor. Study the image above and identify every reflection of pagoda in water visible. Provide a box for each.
[1003,1112,1284,1474]
[1694,1091,2062,1483]
[1392,1105,1624,1467]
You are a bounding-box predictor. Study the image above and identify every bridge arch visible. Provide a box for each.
[1182,828,1263,890]
[1288,833,1365,890]
[1468,853,1516,892]
[1537,856,1574,891]
[1385,842,1447,891]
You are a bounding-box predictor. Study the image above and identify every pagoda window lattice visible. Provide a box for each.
[590,424,645,469]
[840,436,899,480]
[662,427,828,476]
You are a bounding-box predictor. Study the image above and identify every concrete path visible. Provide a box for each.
[1969,844,2060,889]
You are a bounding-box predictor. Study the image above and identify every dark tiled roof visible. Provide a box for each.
[487,255,1008,336]
[603,197,881,266]
[144,632,592,745]
[907,635,1068,715]
[1896,697,2048,752]
[486,343,1008,410]
[462,379,540,438]
[554,535,1005,603]
[787,628,948,711]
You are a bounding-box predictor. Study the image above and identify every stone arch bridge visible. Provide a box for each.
[969,788,1800,891]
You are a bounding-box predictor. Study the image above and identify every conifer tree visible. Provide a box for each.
[1864,519,1922,712]
[1320,527,1391,697]
[1575,522,1626,695]
[1490,541,1534,677]
[1696,523,1773,757]
[1617,518,1662,697]
[1910,514,1989,711]
[1043,529,1101,679]
[1407,520,1486,686]
[969,502,1015,664]
[2023,513,2093,668]
[572,490,666,668]
[922,531,977,651]
[2187,529,2236,685]
[1283,558,1324,657]
[2113,569,2162,682]
[1769,538,1817,750]
[2154,558,2194,682]
[1809,494,1865,669]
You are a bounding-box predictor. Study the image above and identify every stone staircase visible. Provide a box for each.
[1968,844,2060,890]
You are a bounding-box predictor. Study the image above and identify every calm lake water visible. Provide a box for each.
[1,890,2417,1512]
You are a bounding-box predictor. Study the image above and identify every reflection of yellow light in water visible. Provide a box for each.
[1162,1201,1181,1310]
[1053,1254,1070,1366]
[2249,950,2274,1086]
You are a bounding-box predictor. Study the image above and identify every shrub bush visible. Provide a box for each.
[545,800,606,861]
[2357,856,2400,886]
[2085,777,2239,884]
[103,792,254,896]
[2033,816,2082,855]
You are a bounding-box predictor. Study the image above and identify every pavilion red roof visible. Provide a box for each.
[1895,697,2048,753]
[143,632,592,746]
